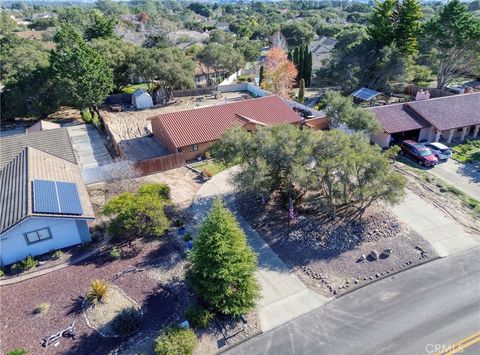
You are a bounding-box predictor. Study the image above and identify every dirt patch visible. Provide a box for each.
[138,167,203,207]
[237,195,438,297]
[84,285,140,337]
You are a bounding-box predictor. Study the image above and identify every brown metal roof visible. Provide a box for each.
[369,103,430,134]
[151,95,302,148]
[0,147,95,234]
[406,93,480,131]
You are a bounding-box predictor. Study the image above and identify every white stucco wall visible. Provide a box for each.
[0,217,88,266]
[419,127,435,142]
[371,132,391,148]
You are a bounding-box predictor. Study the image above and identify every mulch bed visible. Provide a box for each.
[0,236,186,355]
[237,194,438,298]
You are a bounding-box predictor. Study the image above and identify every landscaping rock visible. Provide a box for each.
[380,248,392,258]
[357,254,367,263]
[370,250,379,260]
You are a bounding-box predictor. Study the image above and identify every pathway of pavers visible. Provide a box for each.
[191,168,329,332]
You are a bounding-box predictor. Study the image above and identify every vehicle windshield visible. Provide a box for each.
[419,149,432,157]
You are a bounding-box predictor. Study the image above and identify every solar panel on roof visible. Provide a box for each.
[351,87,381,101]
[33,180,60,214]
[56,181,83,215]
[32,179,82,215]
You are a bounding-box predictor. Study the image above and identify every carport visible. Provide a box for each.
[369,103,431,148]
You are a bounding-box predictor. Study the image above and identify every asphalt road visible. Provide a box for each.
[226,247,480,355]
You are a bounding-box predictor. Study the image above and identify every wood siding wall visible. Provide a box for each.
[135,153,188,176]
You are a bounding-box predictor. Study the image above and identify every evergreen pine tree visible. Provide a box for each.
[298,78,305,104]
[187,199,260,316]
[297,45,304,82]
[306,51,313,87]
[293,47,300,68]
[396,0,423,57]
[302,46,310,82]
[259,65,264,85]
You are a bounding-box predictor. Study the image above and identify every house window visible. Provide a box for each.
[190,144,198,152]
[24,227,52,245]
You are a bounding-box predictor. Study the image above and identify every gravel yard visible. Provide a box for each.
[237,196,438,297]
[0,237,185,354]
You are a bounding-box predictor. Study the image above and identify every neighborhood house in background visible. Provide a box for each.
[370,93,480,148]
[149,95,303,161]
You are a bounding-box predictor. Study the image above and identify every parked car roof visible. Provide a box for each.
[426,142,449,150]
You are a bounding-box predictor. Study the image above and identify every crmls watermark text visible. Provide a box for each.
[425,343,463,353]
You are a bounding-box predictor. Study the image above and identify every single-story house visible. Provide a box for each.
[26,120,61,133]
[149,95,302,161]
[370,93,480,148]
[0,128,94,266]
[195,62,228,87]
[309,36,337,70]
[0,127,76,165]
[0,146,95,266]
[132,89,153,109]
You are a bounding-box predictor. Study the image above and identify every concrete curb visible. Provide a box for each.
[334,255,443,299]
[217,329,264,354]
[0,235,112,286]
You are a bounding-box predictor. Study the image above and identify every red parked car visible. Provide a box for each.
[400,140,438,167]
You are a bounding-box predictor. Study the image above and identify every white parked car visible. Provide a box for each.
[423,142,452,160]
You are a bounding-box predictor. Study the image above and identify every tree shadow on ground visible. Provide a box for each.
[457,160,480,184]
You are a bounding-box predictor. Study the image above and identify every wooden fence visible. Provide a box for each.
[172,87,217,98]
[404,84,455,98]
[134,153,188,176]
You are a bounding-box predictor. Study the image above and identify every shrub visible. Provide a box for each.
[33,303,50,315]
[109,246,122,259]
[111,307,142,335]
[10,263,21,274]
[7,349,28,355]
[185,304,214,328]
[20,256,38,270]
[137,183,171,201]
[86,279,109,304]
[81,110,93,123]
[201,168,212,178]
[50,249,63,259]
[187,199,260,316]
[154,326,198,355]
[102,184,170,241]
[183,232,193,242]
[0,268,4,277]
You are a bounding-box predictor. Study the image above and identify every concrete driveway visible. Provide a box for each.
[430,159,480,200]
[391,191,479,257]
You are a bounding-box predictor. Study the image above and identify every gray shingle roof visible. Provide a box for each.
[0,146,94,234]
[369,103,430,134]
[0,148,28,234]
[0,128,76,168]
[406,93,480,131]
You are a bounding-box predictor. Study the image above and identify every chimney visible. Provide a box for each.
[415,90,431,101]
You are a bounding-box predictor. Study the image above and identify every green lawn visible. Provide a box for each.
[452,140,480,163]
[191,160,228,176]
[120,83,149,95]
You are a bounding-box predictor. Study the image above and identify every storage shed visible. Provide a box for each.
[132,89,153,109]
